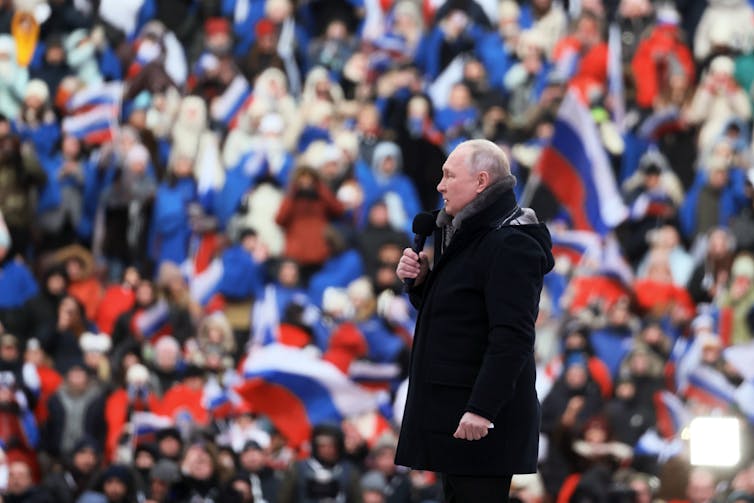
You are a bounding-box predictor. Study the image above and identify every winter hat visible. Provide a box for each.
[255,18,276,39]
[80,332,113,354]
[710,56,735,76]
[656,4,680,26]
[134,442,159,459]
[63,354,88,375]
[498,0,520,21]
[73,435,102,456]
[24,78,49,102]
[124,144,150,169]
[241,439,264,452]
[731,254,754,279]
[698,333,722,349]
[126,363,150,386]
[204,17,231,38]
[156,427,182,444]
[102,464,132,486]
[322,287,355,320]
[691,313,715,334]
[347,277,375,304]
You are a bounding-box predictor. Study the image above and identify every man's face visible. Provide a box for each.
[103,478,128,501]
[240,448,266,472]
[437,147,482,217]
[314,435,339,464]
[158,437,182,459]
[73,448,98,474]
[7,462,32,494]
[0,341,18,362]
[688,472,716,503]
[67,367,89,393]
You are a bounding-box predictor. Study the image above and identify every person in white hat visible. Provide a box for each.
[687,56,752,152]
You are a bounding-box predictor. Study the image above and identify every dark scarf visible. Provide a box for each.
[436,174,518,249]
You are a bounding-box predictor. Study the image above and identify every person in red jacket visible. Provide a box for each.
[631,7,695,109]
[275,166,345,281]
[552,10,609,102]
[104,363,160,462]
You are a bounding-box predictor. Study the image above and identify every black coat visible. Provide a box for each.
[395,190,554,476]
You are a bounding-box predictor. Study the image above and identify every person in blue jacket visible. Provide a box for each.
[149,153,198,267]
[369,141,422,237]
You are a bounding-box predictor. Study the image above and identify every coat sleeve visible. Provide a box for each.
[275,195,295,228]
[465,232,544,421]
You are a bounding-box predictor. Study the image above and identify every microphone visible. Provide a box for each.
[404,212,436,291]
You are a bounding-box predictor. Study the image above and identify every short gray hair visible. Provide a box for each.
[460,139,511,183]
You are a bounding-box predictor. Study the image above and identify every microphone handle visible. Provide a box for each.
[403,234,427,291]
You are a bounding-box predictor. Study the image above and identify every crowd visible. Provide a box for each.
[0,0,753,501]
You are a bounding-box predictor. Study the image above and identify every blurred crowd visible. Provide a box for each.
[0,0,753,501]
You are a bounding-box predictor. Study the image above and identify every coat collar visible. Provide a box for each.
[436,176,519,241]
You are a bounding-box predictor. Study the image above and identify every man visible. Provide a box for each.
[277,423,363,503]
[5,460,50,503]
[238,439,282,503]
[395,139,554,502]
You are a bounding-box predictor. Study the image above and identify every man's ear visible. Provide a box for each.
[476,171,490,193]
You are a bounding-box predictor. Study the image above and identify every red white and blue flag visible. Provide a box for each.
[133,299,171,341]
[684,365,737,410]
[210,75,253,129]
[129,412,174,446]
[653,390,690,440]
[236,345,382,447]
[549,227,602,267]
[62,81,123,145]
[534,91,628,235]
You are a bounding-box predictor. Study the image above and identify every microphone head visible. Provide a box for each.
[412,212,436,236]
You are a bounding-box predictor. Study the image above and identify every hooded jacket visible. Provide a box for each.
[395,180,554,476]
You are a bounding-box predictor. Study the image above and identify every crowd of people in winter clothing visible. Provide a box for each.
[0,0,754,501]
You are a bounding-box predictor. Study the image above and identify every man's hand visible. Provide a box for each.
[453,412,493,441]
[396,248,429,287]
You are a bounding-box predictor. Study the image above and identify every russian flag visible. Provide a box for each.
[635,428,685,463]
[210,75,253,129]
[62,106,119,145]
[549,227,602,267]
[185,258,224,306]
[129,412,174,446]
[348,360,402,390]
[534,91,628,235]
[653,390,690,440]
[133,299,171,341]
[236,344,380,448]
[637,108,682,141]
[203,378,244,419]
[66,81,123,113]
[684,365,737,410]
